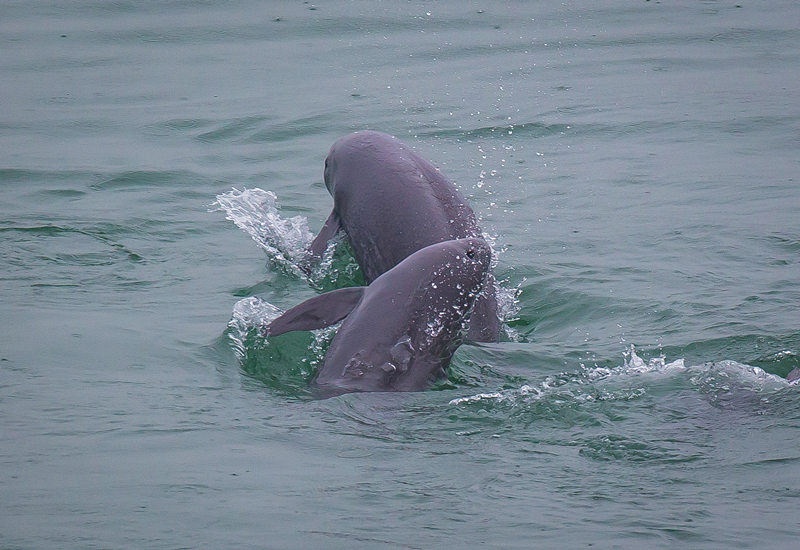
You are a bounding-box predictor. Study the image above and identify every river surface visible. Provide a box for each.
[2,1,800,548]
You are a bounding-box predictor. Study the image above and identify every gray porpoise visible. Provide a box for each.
[307,130,501,342]
[267,238,492,395]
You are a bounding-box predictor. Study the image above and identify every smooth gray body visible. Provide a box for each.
[267,238,492,395]
[307,130,501,342]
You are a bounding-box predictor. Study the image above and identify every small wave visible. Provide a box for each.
[577,433,703,464]
[211,188,313,278]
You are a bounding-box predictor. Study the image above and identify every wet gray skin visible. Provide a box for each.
[306,130,501,342]
[266,238,492,395]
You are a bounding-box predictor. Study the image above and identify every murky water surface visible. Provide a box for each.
[2,1,799,548]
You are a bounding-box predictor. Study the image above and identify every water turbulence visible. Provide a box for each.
[449,347,798,448]
[226,295,339,396]
[212,185,793,412]
[214,186,521,395]
[213,188,336,394]
[452,346,793,405]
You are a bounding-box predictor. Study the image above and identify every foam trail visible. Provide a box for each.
[449,345,792,407]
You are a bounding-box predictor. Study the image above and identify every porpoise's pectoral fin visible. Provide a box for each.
[787,367,800,383]
[309,209,342,260]
[263,286,365,337]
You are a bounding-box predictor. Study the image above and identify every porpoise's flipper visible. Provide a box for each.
[308,210,342,260]
[787,367,800,383]
[263,286,365,337]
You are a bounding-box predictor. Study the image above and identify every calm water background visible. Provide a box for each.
[2,1,799,548]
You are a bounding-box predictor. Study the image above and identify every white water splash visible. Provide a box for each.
[449,385,540,406]
[227,296,283,358]
[211,188,313,277]
[587,344,687,380]
[494,278,522,340]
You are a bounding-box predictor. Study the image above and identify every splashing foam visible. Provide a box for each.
[450,345,793,406]
[211,188,313,278]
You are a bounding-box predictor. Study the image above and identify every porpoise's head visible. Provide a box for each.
[382,236,494,391]
[323,131,401,196]
[418,237,492,303]
[314,236,494,393]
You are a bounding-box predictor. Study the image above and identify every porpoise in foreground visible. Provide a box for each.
[266,238,492,395]
[304,130,501,342]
